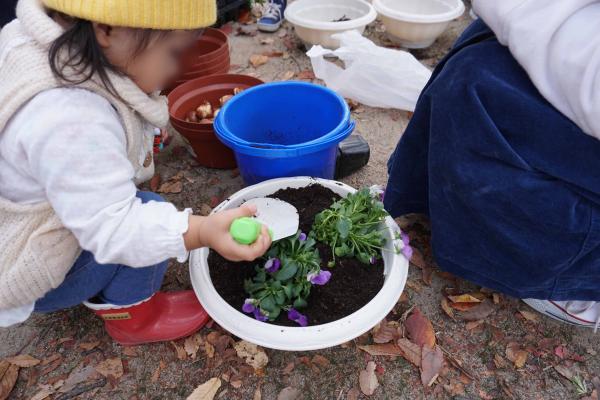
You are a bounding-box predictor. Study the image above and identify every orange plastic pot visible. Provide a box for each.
[168,74,264,169]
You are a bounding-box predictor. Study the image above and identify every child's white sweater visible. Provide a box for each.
[0,88,191,326]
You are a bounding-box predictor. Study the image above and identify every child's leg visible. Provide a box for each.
[34,191,168,313]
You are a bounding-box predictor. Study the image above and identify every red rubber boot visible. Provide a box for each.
[84,291,210,346]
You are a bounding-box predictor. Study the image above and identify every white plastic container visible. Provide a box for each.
[189,177,409,351]
[373,0,465,49]
[284,0,378,49]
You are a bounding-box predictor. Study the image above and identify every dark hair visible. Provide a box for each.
[48,13,172,96]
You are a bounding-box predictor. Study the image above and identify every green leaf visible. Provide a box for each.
[269,305,281,320]
[336,217,352,239]
[283,284,293,299]
[275,290,286,305]
[334,246,346,257]
[293,297,307,309]
[275,261,298,281]
[261,295,276,312]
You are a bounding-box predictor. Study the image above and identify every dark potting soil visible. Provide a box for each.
[208,184,385,326]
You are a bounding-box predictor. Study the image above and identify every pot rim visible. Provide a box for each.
[189,177,409,351]
[373,0,465,24]
[284,0,377,32]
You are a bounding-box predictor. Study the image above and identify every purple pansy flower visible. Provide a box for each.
[370,256,377,265]
[307,270,331,285]
[242,298,256,314]
[298,232,307,242]
[401,245,413,261]
[264,258,281,273]
[288,308,308,327]
[401,232,410,247]
[253,308,268,322]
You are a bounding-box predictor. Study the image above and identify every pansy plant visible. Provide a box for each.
[312,188,389,265]
[243,231,328,326]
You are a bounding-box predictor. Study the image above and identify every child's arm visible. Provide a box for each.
[16,88,269,267]
[184,204,272,262]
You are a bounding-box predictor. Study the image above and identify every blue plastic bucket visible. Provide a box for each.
[215,81,351,148]
[214,81,355,185]
[215,118,355,185]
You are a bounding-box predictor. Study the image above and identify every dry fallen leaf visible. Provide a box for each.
[59,364,98,393]
[405,308,436,348]
[554,364,574,380]
[410,248,428,269]
[260,38,274,45]
[396,338,422,367]
[440,298,455,320]
[184,334,204,359]
[311,355,330,369]
[234,341,269,370]
[421,346,444,387]
[150,174,161,192]
[95,357,124,380]
[281,71,295,81]
[518,310,539,322]
[457,299,496,321]
[122,347,139,357]
[359,361,379,396]
[205,342,215,358]
[277,387,301,400]
[253,385,262,400]
[6,354,40,368]
[466,320,484,330]
[372,319,400,344]
[158,178,183,194]
[494,354,509,369]
[187,377,221,400]
[505,342,528,369]
[78,341,100,352]
[448,294,482,304]
[296,70,316,80]
[0,361,18,400]
[249,54,269,68]
[151,361,166,383]
[358,343,404,357]
[29,387,54,400]
[170,341,187,360]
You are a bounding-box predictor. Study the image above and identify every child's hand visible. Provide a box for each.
[184,205,272,262]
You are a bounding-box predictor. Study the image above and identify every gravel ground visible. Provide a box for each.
[2,5,599,400]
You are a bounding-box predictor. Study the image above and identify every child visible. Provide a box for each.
[0,0,272,345]
[385,0,600,329]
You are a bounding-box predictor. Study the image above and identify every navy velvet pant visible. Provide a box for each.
[385,20,600,300]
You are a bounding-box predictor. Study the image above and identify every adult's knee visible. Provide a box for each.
[136,191,165,204]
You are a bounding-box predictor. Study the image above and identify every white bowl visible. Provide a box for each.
[189,177,409,351]
[284,0,378,49]
[373,0,465,49]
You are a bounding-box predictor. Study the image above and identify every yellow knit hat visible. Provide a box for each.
[42,0,217,30]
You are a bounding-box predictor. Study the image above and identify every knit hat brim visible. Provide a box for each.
[42,0,217,30]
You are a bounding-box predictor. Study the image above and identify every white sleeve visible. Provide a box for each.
[15,88,190,267]
[473,0,600,141]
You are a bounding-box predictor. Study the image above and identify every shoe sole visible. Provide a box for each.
[258,23,282,33]
[112,313,212,346]
[522,299,595,328]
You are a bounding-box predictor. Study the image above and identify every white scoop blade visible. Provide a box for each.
[242,197,299,241]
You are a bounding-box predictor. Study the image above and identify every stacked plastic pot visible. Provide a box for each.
[164,28,231,93]
[214,81,356,185]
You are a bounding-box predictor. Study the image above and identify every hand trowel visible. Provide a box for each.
[230,198,299,245]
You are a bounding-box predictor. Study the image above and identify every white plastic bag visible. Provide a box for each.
[307,30,432,111]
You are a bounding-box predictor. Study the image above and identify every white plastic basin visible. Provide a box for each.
[284,0,378,49]
[189,177,409,351]
[373,0,465,49]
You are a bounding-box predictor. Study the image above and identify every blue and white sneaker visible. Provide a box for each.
[523,299,600,332]
[258,0,287,33]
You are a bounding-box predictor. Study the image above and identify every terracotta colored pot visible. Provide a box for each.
[182,58,231,79]
[168,74,264,169]
[191,48,230,70]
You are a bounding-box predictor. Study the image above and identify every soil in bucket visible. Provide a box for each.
[208,185,385,326]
